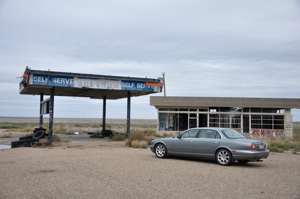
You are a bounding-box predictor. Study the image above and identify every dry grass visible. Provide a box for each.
[0,120,156,135]
[268,139,298,153]
[111,133,127,141]
[267,123,300,153]
[130,140,148,148]
[126,129,157,148]
[2,120,299,152]
[0,132,13,138]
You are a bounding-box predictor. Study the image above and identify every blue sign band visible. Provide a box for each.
[31,74,74,87]
[121,80,155,91]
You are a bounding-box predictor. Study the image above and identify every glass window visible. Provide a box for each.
[209,108,217,113]
[243,108,250,112]
[219,107,231,112]
[262,115,272,129]
[158,113,178,131]
[251,115,262,129]
[198,129,221,139]
[159,108,169,111]
[251,108,262,113]
[190,113,197,118]
[159,113,167,130]
[231,114,241,129]
[250,114,285,130]
[179,113,188,131]
[179,108,188,111]
[274,115,284,129]
[262,108,277,113]
[221,129,245,139]
[181,129,199,138]
[220,114,230,128]
[209,114,219,127]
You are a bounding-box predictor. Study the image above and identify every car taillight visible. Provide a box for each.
[250,144,256,150]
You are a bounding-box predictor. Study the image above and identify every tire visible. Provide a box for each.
[32,129,46,140]
[154,143,168,158]
[216,149,232,166]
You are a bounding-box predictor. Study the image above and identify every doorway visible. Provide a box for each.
[179,114,188,131]
[243,115,249,133]
[198,114,208,127]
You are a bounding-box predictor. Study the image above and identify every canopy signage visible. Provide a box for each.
[30,74,74,87]
[74,78,121,90]
[121,80,161,92]
[28,72,162,92]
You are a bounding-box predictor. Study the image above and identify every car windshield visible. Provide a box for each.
[221,129,245,139]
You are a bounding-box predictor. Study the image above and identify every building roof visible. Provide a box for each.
[150,96,300,109]
[20,68,163,99]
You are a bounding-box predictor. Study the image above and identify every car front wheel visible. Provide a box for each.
[155,143,167,158]
[216,149,232,166]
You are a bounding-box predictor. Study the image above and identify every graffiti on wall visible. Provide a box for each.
[250,129,285,138]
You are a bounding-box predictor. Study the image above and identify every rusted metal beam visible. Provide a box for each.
[48,89,54,143]
[39,94,44,128]
[102,96,107,132]
[126,92,131,137]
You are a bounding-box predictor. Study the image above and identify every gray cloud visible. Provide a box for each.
[0,0,300,120]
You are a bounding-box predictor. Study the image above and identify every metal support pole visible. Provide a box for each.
[162,72,166,97]
[207,113,210,127]
[48,89,54,143]
[241,113,244,133]
[39,94,44,128]
[102,96,106,132]
[249,114,252,134]
[126,92,131,137]
[196,109,199,128]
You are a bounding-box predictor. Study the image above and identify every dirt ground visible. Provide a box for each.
[0,139,299,199]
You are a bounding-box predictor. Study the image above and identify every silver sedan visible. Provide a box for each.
[150,128,269,165]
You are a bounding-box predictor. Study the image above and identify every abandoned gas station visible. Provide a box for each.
[17,67,300,146]
[19,68,163,144]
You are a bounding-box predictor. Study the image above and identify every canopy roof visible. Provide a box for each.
[150,96,300,109]
[20,68,163,99]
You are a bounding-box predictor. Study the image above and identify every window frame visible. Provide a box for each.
[197,129,221,139]
[181,129,199,139]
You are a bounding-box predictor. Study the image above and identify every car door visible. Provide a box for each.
[172,129,199,155]
[192,129,221,157]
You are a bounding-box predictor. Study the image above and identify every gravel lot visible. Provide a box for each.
[0,140,299,199]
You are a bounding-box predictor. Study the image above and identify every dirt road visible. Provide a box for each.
[0,140,299,199]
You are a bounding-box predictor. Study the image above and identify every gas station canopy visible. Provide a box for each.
[18,68,163,143]
[20,68,163,99]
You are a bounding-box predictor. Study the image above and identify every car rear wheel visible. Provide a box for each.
[216,149,232,166]
[155,143,167,158]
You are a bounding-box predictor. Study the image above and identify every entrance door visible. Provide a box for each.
[198,114,208,127]
[179,114,188,131]
[243,115,249,133]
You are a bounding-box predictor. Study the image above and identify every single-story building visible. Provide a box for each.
[150,96,300,138]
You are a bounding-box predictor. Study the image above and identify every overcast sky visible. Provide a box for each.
[0,0,300,120]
